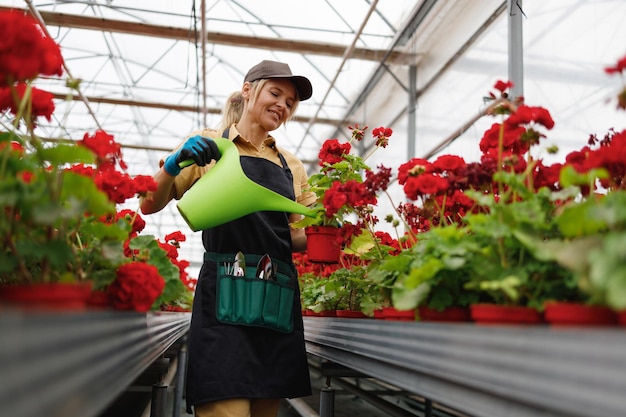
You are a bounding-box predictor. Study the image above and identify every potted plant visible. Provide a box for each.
[296,54,626,325]
[293,125,392,262]
[511,57,626,325]
[0,11,192,312]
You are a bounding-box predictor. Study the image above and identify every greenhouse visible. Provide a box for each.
[1,1,626,417]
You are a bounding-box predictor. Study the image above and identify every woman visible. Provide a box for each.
[140,60,315,417]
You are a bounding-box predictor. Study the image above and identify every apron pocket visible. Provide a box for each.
[212,253,295,333]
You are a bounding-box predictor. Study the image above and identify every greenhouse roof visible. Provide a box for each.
[2,0,625,275]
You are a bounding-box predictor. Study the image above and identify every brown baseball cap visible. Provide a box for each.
[244,60,313,101]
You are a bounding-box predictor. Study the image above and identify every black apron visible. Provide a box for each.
[185,133,311,410]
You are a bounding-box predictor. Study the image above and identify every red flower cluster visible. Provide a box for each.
[0,11,63,85]
[0,83,55,125]
[318,138,351,166]
[604,56,626,75]
[294,252,340,278]
[323,180,377,217]
[115,209,147,235]
[392,89,562,233]
[80,130,126,170]
[372,126,392,148]
[0,11,62,128]
[605,53,626,110]
[160,231,194,291]
[348,124,368,141]
[566,129,626,191]
[107,262,165,312]
[67,131,157,204]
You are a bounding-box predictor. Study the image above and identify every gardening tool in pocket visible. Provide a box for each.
[206,252,296,333]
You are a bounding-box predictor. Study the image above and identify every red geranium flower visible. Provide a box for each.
[604,54,626,75]
[507,105,555,130]
[432,154,466,174]
[397,158,432,185]
[165,231,187,244]
[0,83,55,124]
[403,173,450,200]
[372,126,392,148]
[0,11,63,85]
[116,209,146,235]
[318,138,351,166]
[80,130,124,169]
[107,262,165,312]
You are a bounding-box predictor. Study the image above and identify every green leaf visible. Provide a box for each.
[559,165,608,188]
[61,172,115,217]
[392,281,430,310]
[557,201,607,237]
[40,144,95,166]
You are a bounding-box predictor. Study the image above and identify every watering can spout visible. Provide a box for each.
[176,136,316,232]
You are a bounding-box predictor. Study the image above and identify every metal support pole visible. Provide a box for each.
[408,65,417,159]
[425,398,433,417]
[507,0,524,99]
[173,341,187,417]
[319,377,335,417]
[150,383,168,417]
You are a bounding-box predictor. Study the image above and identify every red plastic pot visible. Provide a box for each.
[336,309,369,318]
[470,304,543,324]
[544,302,618,326]
[382,306,415,321]
[0,282,93,311]
[418,306,471,322]
[304,309,337,317]
[305,226,341,263]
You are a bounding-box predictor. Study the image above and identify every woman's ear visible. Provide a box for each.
[242,82,251,99]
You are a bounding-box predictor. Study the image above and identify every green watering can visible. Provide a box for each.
[176,136,316,232]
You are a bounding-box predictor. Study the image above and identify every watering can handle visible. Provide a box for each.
[178,129,229,169]
[178,159,195,169]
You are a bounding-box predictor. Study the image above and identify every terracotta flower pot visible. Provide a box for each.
[0,281,93,311]
[544,302,618,326]
[382,306,415,321]
[305,226,341,263]
[418,306,471,322]
[470,303,543,324]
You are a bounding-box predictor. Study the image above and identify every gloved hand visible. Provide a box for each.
[163,135,221,176]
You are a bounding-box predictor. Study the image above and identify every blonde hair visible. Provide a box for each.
[218,91,244,131]
[247,79,300,124]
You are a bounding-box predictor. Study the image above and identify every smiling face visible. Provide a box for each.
[243,78,298,132]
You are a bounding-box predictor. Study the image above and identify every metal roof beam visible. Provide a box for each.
[51,92,343,125]
[3,6,415,64]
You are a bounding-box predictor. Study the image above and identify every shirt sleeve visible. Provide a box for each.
[279,148,317,207]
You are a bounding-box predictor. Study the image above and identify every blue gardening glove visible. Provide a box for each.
[163,135,221,176]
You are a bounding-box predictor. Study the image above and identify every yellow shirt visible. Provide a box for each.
[162,124,316,208]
